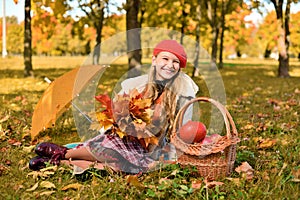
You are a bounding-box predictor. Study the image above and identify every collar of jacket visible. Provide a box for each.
[120,73,198,98]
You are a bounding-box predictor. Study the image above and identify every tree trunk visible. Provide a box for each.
[92,1,105,65]
[24,0,33,77]
[211,26,219,67]
[78,0,105,65]
[279,0,291,77]
[206,0,219,68]
[193,25,200,77]
[180,1,188,44]
[218,0,225,69]
[126,0,142,78]
[193,1,201,77]
[271,0,290,77]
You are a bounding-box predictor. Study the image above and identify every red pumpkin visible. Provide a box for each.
[179,120,207,143]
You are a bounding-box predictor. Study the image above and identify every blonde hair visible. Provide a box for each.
[143,65,184,146]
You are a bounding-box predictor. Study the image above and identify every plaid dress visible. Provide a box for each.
[83,132,155,173]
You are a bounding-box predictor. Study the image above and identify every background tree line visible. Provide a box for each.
[0,0,300,77]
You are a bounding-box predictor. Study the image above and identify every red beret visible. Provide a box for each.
[153,40,187,68]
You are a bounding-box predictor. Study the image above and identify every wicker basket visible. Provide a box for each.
[170,97,240,180]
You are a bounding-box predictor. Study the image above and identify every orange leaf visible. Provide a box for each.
[235,161,254,180]
[143,137,159,148]
[8,139,22,146]
[132,98,152,110]
[95,94,113,118]
[126,175,144,189]
[204,180,224,188]
[235,162,253,173]
[292,168,300,179]
[191,180,202,190]
[257,138,277,149]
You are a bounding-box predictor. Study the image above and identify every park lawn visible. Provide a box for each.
[0,56,299,199]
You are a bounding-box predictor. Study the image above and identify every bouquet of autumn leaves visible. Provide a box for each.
[89,89,159,150]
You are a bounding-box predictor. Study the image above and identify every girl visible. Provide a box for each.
[29,40,199,174]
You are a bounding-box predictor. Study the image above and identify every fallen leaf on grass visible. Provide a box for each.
[291,178,300,183]
[256,138,277,149]
[26,182,39,192]
[242,123,254,130]
[0,147,9,152]
[40,181,56,189]
[27,171,43,180]
[61,183,84,191]
[22,129,31,139]
[43,171,55,176]
[92,176,99,186]
[7,138,22,146]
[279,138,289,146]
[39,191,56,196]
[291,168,300,182]
[261,171,270,181]
[170,169,180,176]
[158,177,172,185]
[12,181,24,190]
[287,98,298,106]
[126,175,144,189]
[40,165,58,172]
[268,98,281,106]
[0,164,9,175]
[179,184,188,189]
[235,162,253,173]
[191,180,202,190]
[235,162,254,180]
[5,159,11,165]
[0,115,10,123]
[27,170,55,180]
[204,179,224,188]
[22,145,36,153]
[292,168,300,178]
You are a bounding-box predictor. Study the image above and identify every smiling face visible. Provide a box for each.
[152,51,181,81]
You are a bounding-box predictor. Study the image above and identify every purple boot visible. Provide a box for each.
[29,156,50,171]
[35,142,68,164]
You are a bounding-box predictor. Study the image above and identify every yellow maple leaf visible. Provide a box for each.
[96,112,108,121]
[257,138,277,149]
[116,129,127,139]
[133,98,152,109]
[95,112,114,129]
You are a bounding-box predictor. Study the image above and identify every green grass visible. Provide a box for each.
[0,56,299,199]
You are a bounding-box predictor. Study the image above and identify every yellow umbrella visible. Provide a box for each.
[31,65,106,140]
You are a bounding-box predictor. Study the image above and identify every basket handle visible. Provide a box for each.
[174,97,237,139]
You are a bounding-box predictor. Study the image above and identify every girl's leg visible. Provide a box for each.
[65,146,96,161]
